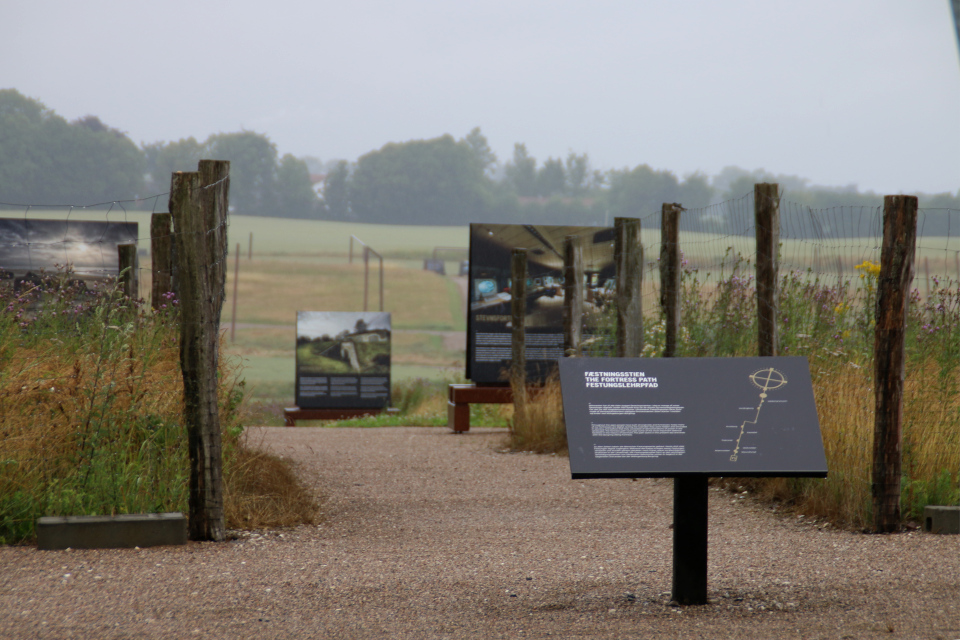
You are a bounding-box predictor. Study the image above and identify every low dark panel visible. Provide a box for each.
[560,356,827,478]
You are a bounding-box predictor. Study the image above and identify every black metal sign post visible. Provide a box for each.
[672,476,708,604]
[559,356,827,606]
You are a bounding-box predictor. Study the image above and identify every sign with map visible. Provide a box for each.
[559,356,827,478]
[295,311,391,409]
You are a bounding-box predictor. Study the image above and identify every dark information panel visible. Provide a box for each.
[295,311,391,410]
[467,223,615,384]
[560,357,827,479]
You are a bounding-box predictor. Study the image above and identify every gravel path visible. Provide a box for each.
[2,426,959,639]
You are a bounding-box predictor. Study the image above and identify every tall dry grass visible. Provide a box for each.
[507,374,567,455]
[0,271,317,543]
[504,253,960,529]
[678,256,960,528]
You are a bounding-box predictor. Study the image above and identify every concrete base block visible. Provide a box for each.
[37,513,187,550]
[923,506,960,535]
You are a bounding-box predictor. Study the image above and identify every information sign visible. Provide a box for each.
[0,218,138,281]
[467,223,616,384]
[560,356,827,478]
[295,311,391,409]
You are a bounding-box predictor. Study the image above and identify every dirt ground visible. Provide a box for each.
[1,426,959,639]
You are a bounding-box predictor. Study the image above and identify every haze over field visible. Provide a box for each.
[3,1,958,196]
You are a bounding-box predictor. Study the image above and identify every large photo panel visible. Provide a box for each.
[296,311,391,409]
[467,223,615,384]
[0,218,138,286]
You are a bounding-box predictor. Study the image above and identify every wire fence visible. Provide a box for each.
[1,185,958,529]
[610,192,960,527]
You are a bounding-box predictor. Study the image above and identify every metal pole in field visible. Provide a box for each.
[363,246,369,312]
[378,252,384,312]
[248,232,253,260]
[230,243,240,342]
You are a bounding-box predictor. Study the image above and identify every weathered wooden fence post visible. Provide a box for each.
[117,244,138,299]
[248,232,253,260]
[511,248,528,432]
[150,213,173,309]
[754,183,780,357]
[614,217,643,357]
[660,204,682,358]
[872,194,918,533]
[563,235,583,356]
[170,159,230,542]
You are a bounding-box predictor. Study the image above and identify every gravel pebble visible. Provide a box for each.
[2,426,959,639]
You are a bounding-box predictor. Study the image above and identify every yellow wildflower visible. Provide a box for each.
[855,260,881,278]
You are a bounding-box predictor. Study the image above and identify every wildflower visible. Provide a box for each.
[855,260,881,278]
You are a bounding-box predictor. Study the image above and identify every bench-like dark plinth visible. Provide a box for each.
[448,384,548,432]
[37,513,187,550]
[924,506,960,534]
[283,407,399,426]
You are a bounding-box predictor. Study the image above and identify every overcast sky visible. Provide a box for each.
[3,1,959,195]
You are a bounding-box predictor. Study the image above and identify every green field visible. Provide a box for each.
[13,211,960,424]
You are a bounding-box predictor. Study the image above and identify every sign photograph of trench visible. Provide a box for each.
[295,311,391,409]
[467,223,616,384]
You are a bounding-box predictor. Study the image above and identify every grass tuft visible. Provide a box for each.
[0,269,317,544]
[506,375,567,455]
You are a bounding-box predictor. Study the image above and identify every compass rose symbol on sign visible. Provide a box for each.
[729,368,788,462]
[749,368,787,395]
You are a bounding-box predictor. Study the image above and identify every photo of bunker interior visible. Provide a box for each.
[469,223,616,328]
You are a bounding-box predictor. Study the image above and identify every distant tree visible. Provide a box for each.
[462,127,497,177]
[323,160,352,221]
[504,143,538,197]
[604,164,682,219]
[537,157,566,197]
[349,135,494,225]
[143,136,205,194]
[276,154,319,219]
[205,131,278,215]
[0,89,144,205]
[354,318,368,334]
[677,172,713,209]
[565,152,590,195]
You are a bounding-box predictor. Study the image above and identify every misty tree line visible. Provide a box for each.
[0,89,316,217]
[2,89,959,233]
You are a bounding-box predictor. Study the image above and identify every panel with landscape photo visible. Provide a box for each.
[0,218,138,291]
[295,311,391,409]
[467,223,616,384]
